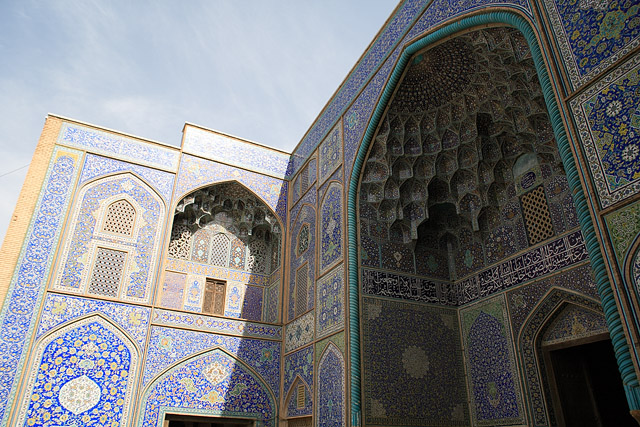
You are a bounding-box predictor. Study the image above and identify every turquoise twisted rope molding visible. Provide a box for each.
[346,10,640,425]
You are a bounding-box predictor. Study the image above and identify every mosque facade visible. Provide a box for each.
[1,1,639,426]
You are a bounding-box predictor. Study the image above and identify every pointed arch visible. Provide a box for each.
[16,314,140,427]
[137,347,276,427]
[285,375,313,418]
[53,173,165,304]
[317,342,346,427]
[517,287,605,425]
[346,10,639,420]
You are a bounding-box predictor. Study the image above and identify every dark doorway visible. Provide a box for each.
[545,338,634,427]
[164,414,254,427]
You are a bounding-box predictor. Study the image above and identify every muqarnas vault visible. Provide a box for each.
[1,1,640,426]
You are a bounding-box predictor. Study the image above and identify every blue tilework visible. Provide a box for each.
[285,311,314,354]
[319,122,343,185]
[241,285,264,322]
[290,180,317,228]
[165,258,270,287]
[542,0,640,88]
[461,298,523,426]
[320,183,343,273]
[542,304,608,345]
[80,154,175,202]
[57,174,164,303]
[143,326,280,399]
[58,122,179,172]
[263,280,280,324]
[0,149,81,424]
[289,202,316,321]
[362,296,468,425]
[18,317,138,427]
[151,308,282,340]
[286,379,313,417]
[284,345,314,402]
[183,125,290,179]
[289,0,429,177]
[316,343,345,427]
[316,264,345,339]
[176,154,288,225]
[140,349,275,427]
[36,294,151,347]
[570,54,640,208]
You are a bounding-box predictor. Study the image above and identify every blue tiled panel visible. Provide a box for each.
[316,343,345,427]
[542,0,640,89]
[58,122,179,171]
[80,153,175,202]
[0,148,81,424]
[284,345,314,403]
[570,54,640,208]
[140,349,275,427]
[143,326,280,399]
[183,125,290,179]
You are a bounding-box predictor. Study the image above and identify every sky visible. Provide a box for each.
[0,1,397,241]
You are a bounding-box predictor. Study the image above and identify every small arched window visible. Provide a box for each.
[103,199,136,236]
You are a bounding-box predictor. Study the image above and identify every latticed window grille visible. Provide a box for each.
[167,225,191,260]
[295,263,309,318]
[300,164,310,194]
[210,233,231,267]
[103,200,136,236]
[247,238,269,274]
[88,247,126,298]
[203,278,226,316]
[521,186,555,245]
[288,416,312,427]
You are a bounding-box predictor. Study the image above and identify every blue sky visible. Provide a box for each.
[0,1,396,240]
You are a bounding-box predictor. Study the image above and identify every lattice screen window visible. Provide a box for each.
[521,186,555,245]
[288,416,312,427]
[300,164,310,194]
[210,233,231,267]
[103,200,136,236]
[88,247,127,298]
[203,278,226,316]
[295,263,309,318]
[168,224,191,260]
[297,224,310,256]
[297,384,306,409]
[247,238,269,274]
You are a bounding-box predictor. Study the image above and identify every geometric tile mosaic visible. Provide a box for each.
[605,198,640,263]
[570,54,640,208]
[57,122,180,172]
[541,0,640,89]
[460,296,524,426]
[0,148,81,425]
[362,296,468,426]
[143,325,280,397]
[316,264,345,339]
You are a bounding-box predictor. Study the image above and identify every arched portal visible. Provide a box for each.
[348,11,637,427]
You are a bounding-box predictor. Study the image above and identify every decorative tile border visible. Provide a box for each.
[57,122,179,172]
[183,125,290,179]
[570,54,640,208]
[151,308,282,340]
[0,148,82,425]
[362,230,588,306]
[80,154,175,202]
[604,199,640,264]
